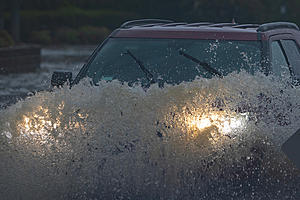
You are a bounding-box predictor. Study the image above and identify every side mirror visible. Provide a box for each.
[51,71,72,87]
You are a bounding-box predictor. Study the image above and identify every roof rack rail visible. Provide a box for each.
[185,22,212,27]
[257,22,299,32]
[162,22,187,27]
[139,23,167,27]
[232,24,260,29]
[120,19,174,28]
[208,23,237,27]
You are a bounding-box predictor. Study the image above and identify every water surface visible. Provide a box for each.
[0,45,96,108]
[1,71,299,199]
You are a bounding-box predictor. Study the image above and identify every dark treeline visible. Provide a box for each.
[1,0,300,45]
[15,0,300,23]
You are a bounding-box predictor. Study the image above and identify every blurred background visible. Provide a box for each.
[1,0,299,48]
[0,0,299,107]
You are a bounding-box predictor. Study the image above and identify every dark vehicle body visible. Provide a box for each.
[53,19,300,85]
[51,20,300,88]
[49,20,300,134]
[48,20,300,197]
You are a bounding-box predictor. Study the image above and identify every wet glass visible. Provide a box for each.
[281,39,300,79]
[86,38,262,85]
[271,41,290,78]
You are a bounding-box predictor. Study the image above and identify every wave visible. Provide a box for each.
[0,71,300,199]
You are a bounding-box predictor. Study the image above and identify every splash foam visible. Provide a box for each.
[1,72,300,199]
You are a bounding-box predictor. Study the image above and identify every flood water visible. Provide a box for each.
[0,46,300,200]
[0,45,96,108]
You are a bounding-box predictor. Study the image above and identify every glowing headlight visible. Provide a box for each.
[17,106,59,143]
[187,111,248,137]
[16,102,88,144]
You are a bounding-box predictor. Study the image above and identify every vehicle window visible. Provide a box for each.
[86,38,262,85]
[271,41,290,78]
[281,40,300,79]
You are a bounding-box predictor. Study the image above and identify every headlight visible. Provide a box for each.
[16,102,88,145]
[186,111,249,140]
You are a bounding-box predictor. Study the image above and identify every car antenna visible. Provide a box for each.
[232,18,236,24]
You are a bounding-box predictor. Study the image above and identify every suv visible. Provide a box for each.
[53,19,300,169]
[52,19,300,87]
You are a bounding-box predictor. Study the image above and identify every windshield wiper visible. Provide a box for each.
[179,50,222,78]
[124,50,155,83]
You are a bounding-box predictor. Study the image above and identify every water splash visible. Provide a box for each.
[0,72,300,199]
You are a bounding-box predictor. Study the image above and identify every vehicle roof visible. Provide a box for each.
[112,20,300,41]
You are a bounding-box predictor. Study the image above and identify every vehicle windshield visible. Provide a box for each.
[86,38,262,85]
